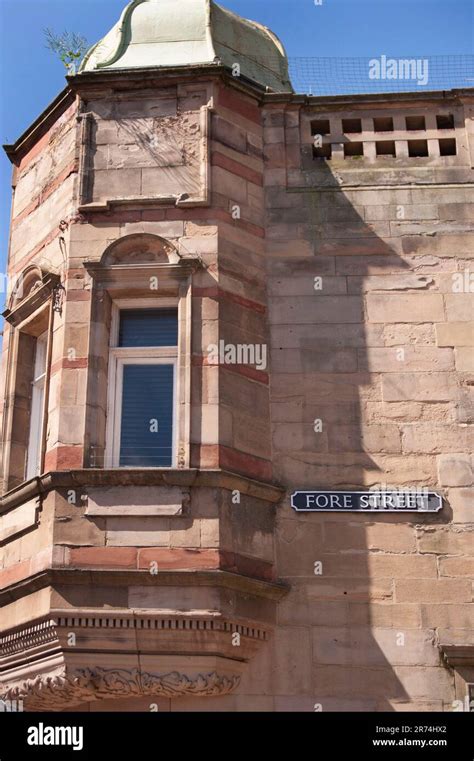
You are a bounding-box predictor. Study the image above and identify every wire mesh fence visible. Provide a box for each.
[287,55,474,95]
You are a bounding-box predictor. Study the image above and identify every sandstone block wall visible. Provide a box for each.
[210,86,272,481]
[0,96,79,487]
[255,94,473,711]
[0,77,472,712]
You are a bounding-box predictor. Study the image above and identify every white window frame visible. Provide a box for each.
[105,299,179,468]
[26,331,48,480]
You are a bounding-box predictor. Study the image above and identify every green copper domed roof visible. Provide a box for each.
[79,0,292,92]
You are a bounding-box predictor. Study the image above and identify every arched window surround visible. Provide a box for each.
[83,233,203,471]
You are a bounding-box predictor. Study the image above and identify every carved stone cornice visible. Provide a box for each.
[3,667,240,710]
[0,613,268,658]
[1,618,58,657]
[440,644,474,668]
[84,261,202,285]
[2,273,61,327]
[0,567,288,608]
[1,468,285,513]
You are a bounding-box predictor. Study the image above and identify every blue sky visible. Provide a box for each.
[0,0,472,281]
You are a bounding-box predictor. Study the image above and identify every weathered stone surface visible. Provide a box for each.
[383,323,436,346]
[382,373,456,401]
[445,294,474,322]
[421,604,474,629]
[1,54,473,714]
[348,603,421,629]
[348,274,434,292]
[455,347,474,371]
[269,296,363,324]
[402,424,472,454]
[439,557,474,577]
[417,527,474,555]
[367,294,445,322]
[448,488,474,523]
[361,347,454,372]
[438,454,473,486]
[436,322,474,346]
[395,579,472,603]
[312,628,440,666]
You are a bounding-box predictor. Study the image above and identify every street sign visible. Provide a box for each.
[291,490,443,513]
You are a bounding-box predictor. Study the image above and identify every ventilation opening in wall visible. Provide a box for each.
[406,115,426,131]
[408,139,429,157]
[437,114,455,130]
[376,140,396,157]
[311,119,330,136]
[439,138,457,156]
[342,118,362,133]
[373,117,394,132]
[344,142,363,158]
[313,143,332,160]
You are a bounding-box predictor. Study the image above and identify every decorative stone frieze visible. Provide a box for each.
[3,668,240,711]
[0,612,269,709]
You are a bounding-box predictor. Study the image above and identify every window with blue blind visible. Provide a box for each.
[119,309,178,348]
[119,363,174,467]
[107,308,178,468]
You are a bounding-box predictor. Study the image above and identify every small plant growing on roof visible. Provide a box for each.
[44,29,89,75]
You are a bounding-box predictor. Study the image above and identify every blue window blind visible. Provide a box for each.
[119,364,174,467]
[119,309,178,347]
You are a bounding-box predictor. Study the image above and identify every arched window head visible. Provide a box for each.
[3,266,61,329]
[8,265,45,310]
[100,234,181,267]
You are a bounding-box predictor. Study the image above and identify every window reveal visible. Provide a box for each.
[106,308,178,468]
[25,332,48,480]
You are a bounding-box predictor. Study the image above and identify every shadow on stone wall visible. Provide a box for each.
[263,155,443,711]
